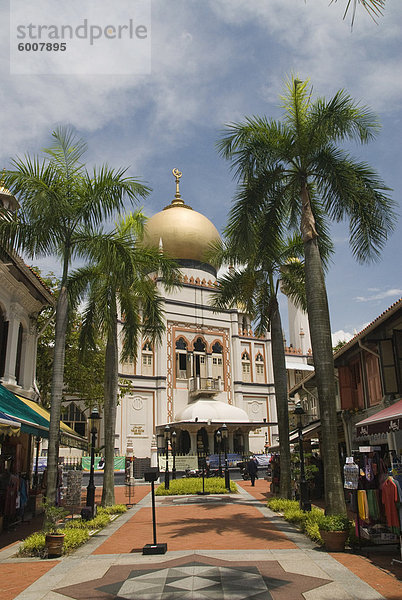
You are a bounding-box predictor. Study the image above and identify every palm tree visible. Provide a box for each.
[332,1,385,25]
[0,127,149,503]
[217,77,395,514]
[68,212,180,505]
[211,230,313,499]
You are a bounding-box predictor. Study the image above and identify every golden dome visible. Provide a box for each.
[143,169,221,265]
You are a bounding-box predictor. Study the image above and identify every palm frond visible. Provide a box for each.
[331,1,385,26]
[45,126,87,179]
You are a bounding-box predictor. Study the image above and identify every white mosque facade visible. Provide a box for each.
[115,171,312,465]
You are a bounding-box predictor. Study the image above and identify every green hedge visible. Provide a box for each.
[18,528,89,557]
[18,503,128,557]
[155,477,238,496]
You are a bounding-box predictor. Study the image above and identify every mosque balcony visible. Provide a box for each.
[188,376,222,398]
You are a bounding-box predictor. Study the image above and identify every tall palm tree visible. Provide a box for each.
[68,212,180,505]
[332,1,385,25]
[211,230,314,499]
[217,77,395,514]
[0,127,149,503]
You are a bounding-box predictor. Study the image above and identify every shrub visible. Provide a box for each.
[65,513,111,530]
[155,477,237,496]
[316,514,350,532]
[63,528,89,552]
[17,528,89,556]
[267,498,298,513]
[86,514,111,530]
[98,504,127,515]
[18,532,46,556]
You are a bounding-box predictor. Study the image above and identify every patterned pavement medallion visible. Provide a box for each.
[55,555,331,600]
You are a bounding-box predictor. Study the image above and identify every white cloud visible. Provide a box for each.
[332,329,354,346]
[354,288,402,302]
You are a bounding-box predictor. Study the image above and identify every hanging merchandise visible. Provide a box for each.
[344,458,359,489]
[348,448,401,552]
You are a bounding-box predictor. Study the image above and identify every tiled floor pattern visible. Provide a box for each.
[55,554,331,600]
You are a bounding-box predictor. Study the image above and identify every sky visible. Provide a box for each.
[1,0,401,345]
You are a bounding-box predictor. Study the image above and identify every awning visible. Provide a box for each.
[0,383,49,437]
[285,360,315,372]
[0,410,21,436]
[355,399,402,437]
[269,420,321,450]
[18,397,88,450]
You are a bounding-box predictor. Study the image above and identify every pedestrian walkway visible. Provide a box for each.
[0,479,401,599]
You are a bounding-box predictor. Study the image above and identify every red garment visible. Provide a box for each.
[381,477,400,531]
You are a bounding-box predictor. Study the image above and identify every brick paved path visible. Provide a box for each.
[0,479,401,599]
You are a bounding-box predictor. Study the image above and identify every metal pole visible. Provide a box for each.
[298,421,311,512]
[164,437,170,489]
[86,427,97,513]
[151,479,157,545]
[172,434,176,480]
[224,438,230,491]
[218,443,222,477]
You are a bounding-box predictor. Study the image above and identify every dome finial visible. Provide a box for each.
[172,168,184,205]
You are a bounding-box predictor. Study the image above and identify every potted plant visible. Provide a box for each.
[317,513,351,552]
[42,500,68,557]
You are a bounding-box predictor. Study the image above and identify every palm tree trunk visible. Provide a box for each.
[301,186,346,514]
[270,297,292,498]
[101,310,119,506]
[46,285,68,503]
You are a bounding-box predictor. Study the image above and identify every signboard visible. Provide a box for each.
[356,418,401,437]
[81,456,125,471]
[208,453,243,468]
[158,455,198,472]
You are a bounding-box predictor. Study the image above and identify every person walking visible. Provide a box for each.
[247,456,258,486]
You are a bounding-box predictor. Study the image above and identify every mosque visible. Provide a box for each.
[115,170,313,468]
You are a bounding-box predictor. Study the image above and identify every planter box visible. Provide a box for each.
[319,530,348,552]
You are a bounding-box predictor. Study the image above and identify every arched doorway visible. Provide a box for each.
[178,430,191,454]
[196,427,209,454]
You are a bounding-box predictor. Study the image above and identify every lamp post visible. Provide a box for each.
[164,425,170,489]
[221,423,230,491]
[265,431,268,454]
[172,430,177,480]
[216,429,222,476]
[294,405,311,512]
[86,408,101,517]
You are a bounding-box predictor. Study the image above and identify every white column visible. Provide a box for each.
[2,305,20,386]
[190,431,197,454]
[208,431,215,454]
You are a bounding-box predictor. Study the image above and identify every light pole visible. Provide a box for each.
[216,429,222,476]
[86,408,101,517]
[294,405,311,512]
[265,432,269,454]
[221,423,230,491]
[164,425,170,489]
[172,430,177,480]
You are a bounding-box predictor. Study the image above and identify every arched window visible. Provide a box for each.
[63,402,87,437]
[142,342,153,376]
[212,341,223,380]
[242,351,251,382]
[176,337,189,379]
[193,338,207,378]
[255,352,265,383]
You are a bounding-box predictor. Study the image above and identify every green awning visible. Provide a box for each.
[0,383,49,438]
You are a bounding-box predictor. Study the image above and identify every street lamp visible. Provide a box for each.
[86,408,101,517]
[221,423,230,491]
[294,405,311,512]
[172,430,177,480]
[164,425,170,489]
[216,429,222,476]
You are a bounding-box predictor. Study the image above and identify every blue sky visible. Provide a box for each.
[1,0,401,344]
